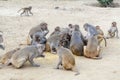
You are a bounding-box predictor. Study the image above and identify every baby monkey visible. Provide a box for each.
[18,6,33,16]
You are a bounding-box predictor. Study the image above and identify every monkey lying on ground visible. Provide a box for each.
[106,22,119,39]
[96,26,107,47]
[84,35,102,59]
[5,44,45,69]
[56,41,80,75]
[0,31,5,50]
[17,6,33,16]
[0,48,20,65]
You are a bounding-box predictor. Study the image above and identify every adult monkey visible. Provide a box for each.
[106,22,119,39]
[83,23,102,59]
[17,6,33,16]
[56,40,80,75]
[96,26,107,47]
[70,24,84,56]
[27,22,49,45]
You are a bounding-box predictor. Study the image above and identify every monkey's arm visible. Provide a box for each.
[56,56,62,69]
[116,27,119,38]
[29,54,40,67]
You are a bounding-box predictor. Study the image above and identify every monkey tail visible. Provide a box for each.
[17,8,23,13]
[103,37,107,47]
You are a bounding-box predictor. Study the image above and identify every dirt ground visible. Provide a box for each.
[0,0,120,80]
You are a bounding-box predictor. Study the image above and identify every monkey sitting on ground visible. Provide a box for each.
[0,31,5,50]
[84,35,102,59]
[55,41,80,75]
[0,48,20,65]
[28,22,49,44]
[6,44,45,69]
[96,26,107,47]
[17,6,33,16]
[70,24,84,56]
[106,22,119,39]
[20,22,49,46]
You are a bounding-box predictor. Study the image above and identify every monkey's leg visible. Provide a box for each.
[115,31,119,39]
[29,11,33,15]
[26,10,29,16]
[0,44,5,50]
[29,54,40,67]
[56,57,62,69]
[83,46,87,56]
[20,11,25,16]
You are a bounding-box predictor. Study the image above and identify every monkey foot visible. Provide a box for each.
[32,64,40,67]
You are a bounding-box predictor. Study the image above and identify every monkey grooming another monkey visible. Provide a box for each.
[96,26,107,47]
[56,41,80,75]
[8,44,45,69]
[106,22,119,39]
[0,31,5,50]
[0,48,20,65]
[18,6,33,16]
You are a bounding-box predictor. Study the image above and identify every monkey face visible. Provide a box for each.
[55,26,60,31]
[112,22,117,27]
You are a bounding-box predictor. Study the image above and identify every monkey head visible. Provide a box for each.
[55,26,60,32]
[112,22,117,27]
[40,22,48,31]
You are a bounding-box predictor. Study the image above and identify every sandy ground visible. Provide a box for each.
[0,0,120,80]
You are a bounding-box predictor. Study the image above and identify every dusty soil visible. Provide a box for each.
[0,0,120,80]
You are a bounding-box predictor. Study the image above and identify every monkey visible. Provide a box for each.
[55,41,80,75]
[17,6,33,16]
[96,26,107,47]
[29,22,49,37]
[60,33,71,48]
[70,24,84,56]
[7,44,45,69]
[84,35,102,59]
[106,22,119,39]
[83,23,98,45]
[0,48,20,65]
[50,26,61,36]
[20,22,49,46]
[0,31,5,50]
[31,31,47,45]
[46,34,61,53]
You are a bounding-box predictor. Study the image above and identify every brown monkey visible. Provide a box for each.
[96,26,107,47]
[106,22,119,39]
[70,25,84,56]
[0,48,20,65]
[56,41,80,75]
[0,31,5,50]
[9,44,45,69]
[84,35,102,59]
[17,6,33,16]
